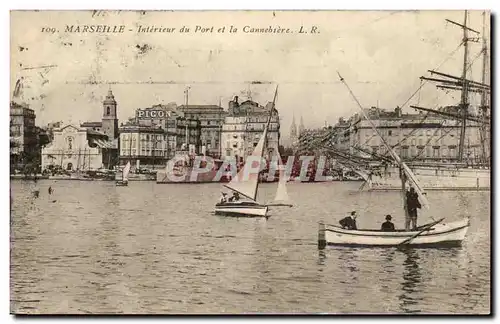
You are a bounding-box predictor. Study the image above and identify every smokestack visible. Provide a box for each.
[234,96,239,105]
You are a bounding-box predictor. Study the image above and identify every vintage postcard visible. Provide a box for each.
[10,10,490,315]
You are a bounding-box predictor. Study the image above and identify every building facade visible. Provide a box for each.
[119,105,202,168]
[177,104,227,158]
[119,125,173,170]
[10,102,37,166]
[41,124,105,171]
[344,107,484,163]
[221,96,280,160]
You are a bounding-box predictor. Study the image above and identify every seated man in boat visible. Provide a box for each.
[219,192,228,204]
[406,187,422,230]
[339,211,357,230]
[228,191,240,202]
[381,214,395,231]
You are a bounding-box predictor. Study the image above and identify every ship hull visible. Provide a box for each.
[368,166,490,191]
[215,202,268,217]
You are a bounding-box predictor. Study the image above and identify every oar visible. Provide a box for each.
[397,218,444,247]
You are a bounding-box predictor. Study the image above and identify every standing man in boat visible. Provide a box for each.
[406,187,422,230]
[339,211,358,230]
[381,215,395,231]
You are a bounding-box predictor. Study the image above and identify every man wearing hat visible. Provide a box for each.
[381,214,395,231]
[219,192,228,204]
[339,211,358,230]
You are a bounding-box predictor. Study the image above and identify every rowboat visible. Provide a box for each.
[317,73,471,248]
[318,218,470,248]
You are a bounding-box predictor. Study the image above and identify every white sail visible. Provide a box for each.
[122,161,131,181]
[224,123,269,201]
[274,151,291,203]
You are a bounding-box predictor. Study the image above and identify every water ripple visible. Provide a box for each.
[10,181,490,314]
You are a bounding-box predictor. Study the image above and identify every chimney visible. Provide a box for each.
[234,96,239,105]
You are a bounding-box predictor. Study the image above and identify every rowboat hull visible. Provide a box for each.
[319,218,470,248]
[215,202,268,218]
[115,181,128,186]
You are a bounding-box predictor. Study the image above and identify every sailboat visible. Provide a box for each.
[116,161,131,186]
[215,86,292,217]
[317,73,470,248]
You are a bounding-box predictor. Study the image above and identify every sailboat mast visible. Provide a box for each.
[479,10,489,164]
[252,85,278,201]
[400,167,410,230]
[458,10,470,163]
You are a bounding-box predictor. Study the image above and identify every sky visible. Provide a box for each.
[10,10,490,140]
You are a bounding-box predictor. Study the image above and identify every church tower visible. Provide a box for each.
[102,89,119,140]
[299,115,305,136]
[290,115,298,147]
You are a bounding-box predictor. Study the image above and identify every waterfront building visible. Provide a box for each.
[41,124,109,171]
[118,124,171,170]
[341,106,485,163]
[10,102,37,167]
[221,96,280,160]
[120,105,202,168]
[177,104,227,158]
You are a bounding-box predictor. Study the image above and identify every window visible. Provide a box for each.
[401,148,409,158]
[107,107,110,115]
[388,130,392,136]
[433,148,440,158]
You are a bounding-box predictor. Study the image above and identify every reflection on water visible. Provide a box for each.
[399,249,422,313]
[10,180,490,314]
[317,250,326,266]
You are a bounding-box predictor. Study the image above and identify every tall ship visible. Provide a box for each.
[367,11,490,191]
[298,11,491,191]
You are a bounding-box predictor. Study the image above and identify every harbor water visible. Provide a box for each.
[10,180,490,314]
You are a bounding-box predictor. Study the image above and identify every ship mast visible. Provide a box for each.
[457,10,470,163]
[479,11,490,164]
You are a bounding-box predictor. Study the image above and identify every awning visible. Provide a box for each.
[92,139,115,149]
